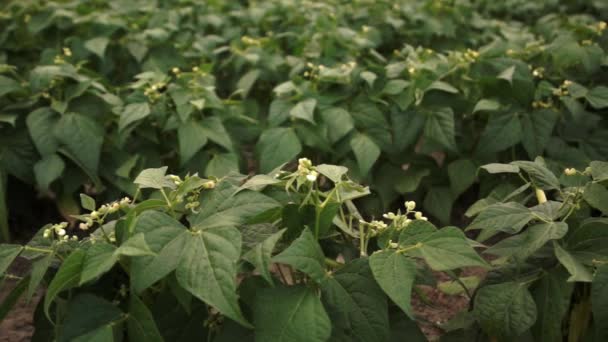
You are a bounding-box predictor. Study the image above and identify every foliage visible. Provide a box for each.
[1,0,608,340]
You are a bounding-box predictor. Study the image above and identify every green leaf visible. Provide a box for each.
[590,161,608,182]
[531,268,573,342]
[44,249,86,322]
[27,252,53,300]
[418,227,488,270]
[467,202,533,234]
[205,153,239,177]
[85,37,110,59]
[592,264,608,340]
[320,107,354,143]
[486,222,568,260]
[176,226,250,327]
[134,167,175,190]
[316,164,348,183]
[236,175,281,193]
[0,244,22,275]
[360,71,377,87]
[521,110,559,159]
[190,181,279,229]
[448,159,477,198]
[200,117,234,151]
[426,80,458,94]
[369,250,416,318]
[80,193,96,211]
[321,258,390,342]
[272,229,326,283]
[178,120,208,166]
[554,242,593,282]
[424,107,456,150]
[476,113,522,155]
[80,243,118,285]
[119,103,151,132]
[254,285,331,342]
[423,187,453,225]
[497,65,516,84]
[583,183,608,215]
[0,75,21,97]
[585,86,608,109]
[473,99,501,113]
[438,276,480,295]
[128,295,164,342]
[54,113,103,176]
[474,282,537,338]
[59,294,123,342]
[26,108,59,155]
[382,79,409,95]
[243,229,286,285]
[350,133,380,177]
[257,127,302,173]
[480,163,520,174]
[236,69,260,98]
[116,233,155,256]
[290,98,317,124]
[511,159,560,190]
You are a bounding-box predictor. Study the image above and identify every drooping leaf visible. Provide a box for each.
[243,229,286,285]
[321,258,390,342]
[44,249,86,321]
[0,244,22,275]
[554,242,593,282]
[369,250,416,318]
[417,227,488,271]
[467,202,533,234]
[424,107,456,150]
[531,268,573,342]
[128,295,164,342]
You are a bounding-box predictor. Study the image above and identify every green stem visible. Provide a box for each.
[160,188,176,217]
[324,258,343,269]
[23,246,54,254]
[359,223,366,257]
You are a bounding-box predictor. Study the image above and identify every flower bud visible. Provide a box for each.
[79,223,89,231]
[56,228,66,237]
[43,229,51,239]
[202,180,216,189]
[414,211,423,220]
[306,171,318,182]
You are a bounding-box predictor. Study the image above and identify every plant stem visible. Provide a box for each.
[359,223,366,256]
[324,257,343,269]
[160,188,176,217]
[23,246,54,254]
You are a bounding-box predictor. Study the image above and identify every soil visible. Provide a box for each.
[1,258,41,342]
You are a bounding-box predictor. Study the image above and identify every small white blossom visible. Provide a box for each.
[405,201,416,211]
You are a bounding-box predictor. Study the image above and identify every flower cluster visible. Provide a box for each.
[79,197,131,231]
[297,158,318,182]
[43,222,78,242]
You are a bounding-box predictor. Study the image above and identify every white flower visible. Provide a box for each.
[405,201,416,211]
[79,223,89,231]
[306,171,318,182]
[90,211,99,219]
[56,228,66,237]
[414,211,423,220]
[564,168,577,176]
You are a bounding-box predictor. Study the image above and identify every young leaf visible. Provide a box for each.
[480,163,520,174]
[79,194,96,211]
[254,285,331,342]
[589,161,608,182]
[272,229,326,283]
[369,250,416,318]
[134,167,175,190]
[474,282,537,338]
[119,102,150,132]
[316,164,348,183]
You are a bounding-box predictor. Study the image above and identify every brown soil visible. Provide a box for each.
[0,280,40,342]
